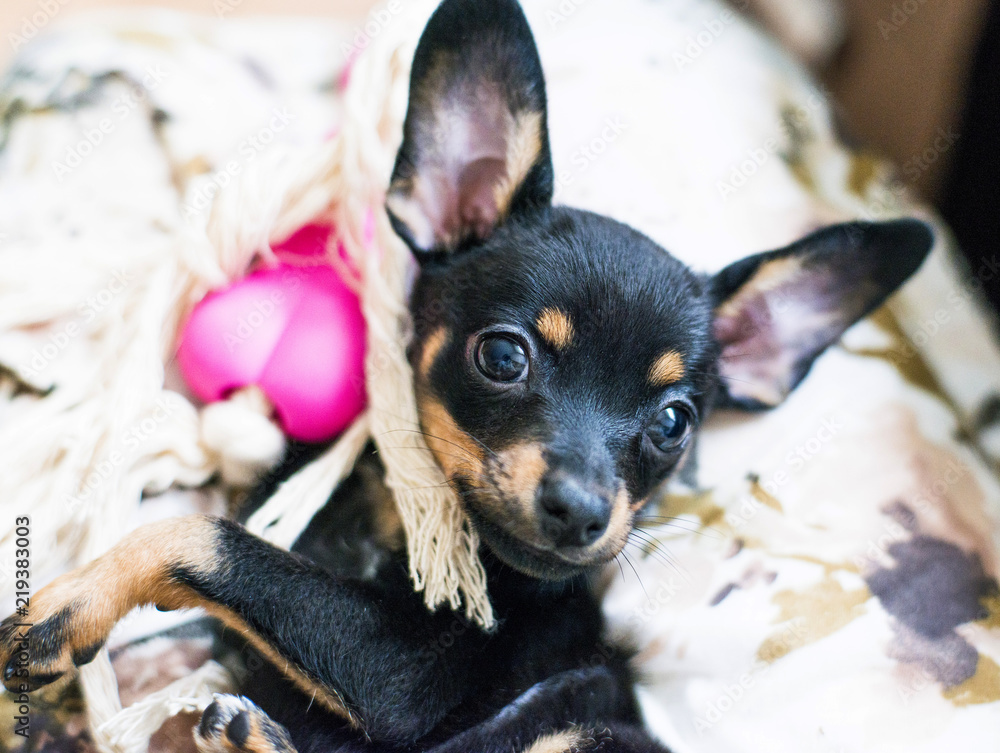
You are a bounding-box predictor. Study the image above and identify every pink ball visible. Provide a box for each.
[177,234,367,443]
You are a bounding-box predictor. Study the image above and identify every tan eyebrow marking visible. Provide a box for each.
[536,308,575,350]
[649,351,685,386]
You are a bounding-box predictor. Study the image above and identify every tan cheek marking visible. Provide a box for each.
[536,308,575,350]
[522,729,585,753]
[493,442,548,522]
[494,110,543,218]
[418,326,449,385]
[417,392,485,483]
[601,484,635,555]
[649,350,685,386]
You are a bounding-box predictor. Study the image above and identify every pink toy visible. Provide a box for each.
[177,224,367,443]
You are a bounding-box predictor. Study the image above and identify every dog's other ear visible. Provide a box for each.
[710,219,934,409]
[386,0,553,256]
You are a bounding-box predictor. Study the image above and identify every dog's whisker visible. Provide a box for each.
[620,549,650,604]
[410,404,501,460]
[380,444,473,464]
[637,517,724,540]
[627,530,689,579]
[625,533,678,573]
[613,553,628,587]
[627,530,678,565]
[379,428,483,462]
[635,516,704,532]
[672,365,757,388]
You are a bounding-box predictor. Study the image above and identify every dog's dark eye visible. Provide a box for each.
[476,335,528,382]
[648,405,692,452]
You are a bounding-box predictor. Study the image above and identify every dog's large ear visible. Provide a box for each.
[710,219,934,409]
[386,0,553,256]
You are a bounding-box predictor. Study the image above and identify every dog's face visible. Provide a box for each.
[387,0,933,580]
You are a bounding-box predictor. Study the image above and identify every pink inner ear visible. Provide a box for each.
[714,271,850,406]
[715,291,792,406]
[459,157,507,241]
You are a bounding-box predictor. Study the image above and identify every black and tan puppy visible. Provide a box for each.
[1,1,933,751]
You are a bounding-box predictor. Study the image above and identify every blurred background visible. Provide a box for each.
[2,0,997,310]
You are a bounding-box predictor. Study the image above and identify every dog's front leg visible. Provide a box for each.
[428,667,671,753]
[0,515,484,744]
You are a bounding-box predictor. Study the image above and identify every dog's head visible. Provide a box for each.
[387,0,933,580]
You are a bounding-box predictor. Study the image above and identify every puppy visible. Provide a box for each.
[0,0,933,751]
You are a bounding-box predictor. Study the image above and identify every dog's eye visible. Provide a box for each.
[476,335,528,382]
[648,405,692,452]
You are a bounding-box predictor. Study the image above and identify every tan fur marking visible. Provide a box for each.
[385,184,439,251]
[234,719,297,753]
[196,699,301,753]
[201,606,354,724]
[13,516,355,724]
[602,483,635,555]
[357,458,405,552]
[714,256,802,322]
[522,729,585,753]
[648,351,685,386]
[494,110,543,217]
[536,308,575,350]
[419,326,449,383]
[417,392,486,482]
[493,442,548,521]
[26,516,217,653]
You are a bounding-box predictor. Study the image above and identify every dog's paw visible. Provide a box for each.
[0,598,101,694]
[196,695,297,753]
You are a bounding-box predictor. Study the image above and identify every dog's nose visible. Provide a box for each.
[537,477,611,549]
